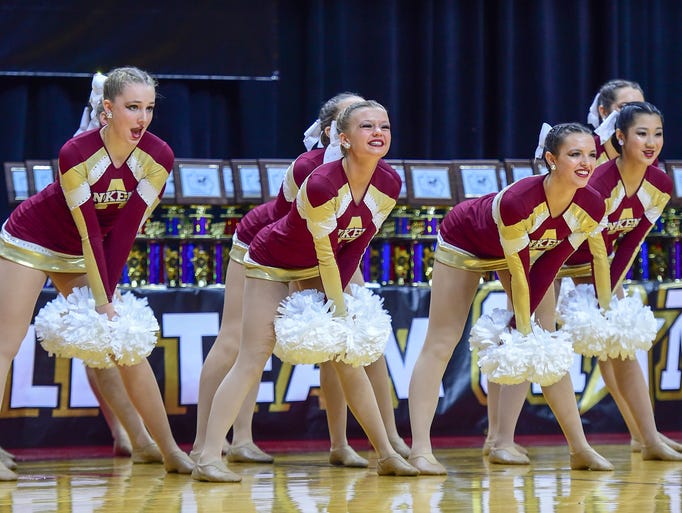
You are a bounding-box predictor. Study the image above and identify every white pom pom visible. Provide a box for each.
[34,293,71,346]
[274,289,348,364]
[603,295,657,360]
[477,329,531,384]
[524,327,574,386]
[469,308,513,352]
[556,282,612,358]
[109,292,160,366]
[34,286,115,368]
[273,285,393,367]
[336,284,392,367]
[477,323,573,386]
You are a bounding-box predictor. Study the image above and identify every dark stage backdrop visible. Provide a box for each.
[0,0,278,79]
[1,0,682,218]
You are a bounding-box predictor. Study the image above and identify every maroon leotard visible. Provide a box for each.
[0,129,172,305]
[565,159,672,290]
[436,175,610,333]
[245,159,401,316]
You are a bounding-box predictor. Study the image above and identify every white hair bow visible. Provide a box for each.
[534,123,553,160]
[587,92,601,129]
[302,119,322,151]
[323,120,343,163]
[74,72,107,136]
[594,110,619,145]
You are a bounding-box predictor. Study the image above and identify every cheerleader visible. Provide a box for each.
[191,93,409,468]
[0,67,194,480]
[407,123,614,475]
[560,102,682,460]
[73,72,163,463]
[192,100,418,482]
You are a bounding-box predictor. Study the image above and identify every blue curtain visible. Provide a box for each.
[1,0,681,217]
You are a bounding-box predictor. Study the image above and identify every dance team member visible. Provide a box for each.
[560,102,682,461]
[73,72,162,462]
[0,67,194,480]
[587,84,676,453]
[191,93,409,468]
[192,100,418,482]
[482,87,642,459]
[408,123,614,475]
[485,84,671,463]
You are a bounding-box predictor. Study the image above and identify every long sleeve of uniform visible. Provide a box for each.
[59,154,112,306]
[494,183,607,334]
[297,174,347,316]
[586,229,611,309]
[295,161,399,317]
[609,178,671,290]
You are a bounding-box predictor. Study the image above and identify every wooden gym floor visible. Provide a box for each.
[1,437,681,512]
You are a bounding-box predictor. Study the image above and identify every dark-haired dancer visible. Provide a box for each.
[408,123,614,474]
[562,102,682,461]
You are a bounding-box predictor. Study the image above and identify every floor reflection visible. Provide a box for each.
[0,444,680,512]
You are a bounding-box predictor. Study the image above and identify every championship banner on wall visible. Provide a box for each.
[2,283,680,448]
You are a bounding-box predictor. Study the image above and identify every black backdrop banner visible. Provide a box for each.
[2,283,680,449]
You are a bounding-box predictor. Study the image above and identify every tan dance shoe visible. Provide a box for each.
[191,461,242,483]
[131,442,163,464]
[329,445,368,468]
[407,454,447,475]
[389,436,411,459]
[0,456,16,471]
[488,446,531,465]
[377,454,419,476]
[641,442,682,461]
[0,446,15,461]
[227,442,274,463]
[569,448,614,470]
[163,450,195,474]
[0,460,17,481]
[657,433,682,452]
[483,439,528,456]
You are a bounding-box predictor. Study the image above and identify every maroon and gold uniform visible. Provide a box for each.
[564,159,671,290]
[436,175,610,334]
[0,129,172,306]
[244,159,401,317]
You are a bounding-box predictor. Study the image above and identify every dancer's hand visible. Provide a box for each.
[96,302,117,320]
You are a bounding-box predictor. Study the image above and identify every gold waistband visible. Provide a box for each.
[434,234,507,272]
[243,252,319,283]
[228,232,248,264]
[0,226,84,273]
